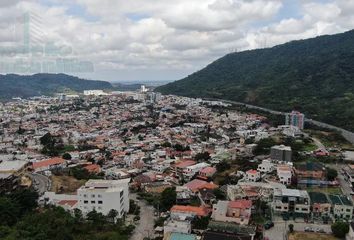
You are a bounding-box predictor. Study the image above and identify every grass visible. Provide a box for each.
[307,187,342,195]
[50,175,86,194]
[288,232,338,240]
[302,143,318,152]
[305,130,353,149]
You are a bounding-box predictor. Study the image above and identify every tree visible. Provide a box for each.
[326,167,338,181]
[160,188,176,211]
[192,216,210,230]
[216,161,230,172]
[194,152,211,162]
[213,188,226,200]
[331,221,349,238]
[107,209,118,223]
[62,153,72,160]
[288,224,294,233]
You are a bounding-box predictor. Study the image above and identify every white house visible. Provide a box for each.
[183,162,210,180]
[277,165,292,185]
[257,160,274,173]
[77,179,130,218]
[245,170,260,182]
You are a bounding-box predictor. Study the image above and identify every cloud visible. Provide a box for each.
[0,0,353,81]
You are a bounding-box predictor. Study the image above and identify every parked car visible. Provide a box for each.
[305,227,314,232]
[264,221,274,230]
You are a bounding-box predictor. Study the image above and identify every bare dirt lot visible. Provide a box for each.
[50,175,86,194]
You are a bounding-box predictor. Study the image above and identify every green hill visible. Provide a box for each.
[156,30,354,131]
[0,73,113,99]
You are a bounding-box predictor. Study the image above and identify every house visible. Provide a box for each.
[172,160,197,175]
[211,200,252,225]
[294,162,325,180]
[170,205,211,220]
[245,170,260,182]
[184,179,218,193]
[272,188,310,216]
[257,159,274,173]
[328,194,354,220]
[176,186,193,205]
[77,179,130,217]
[83,164,101,173]
[164,219,192,235]
[309,192,331,218]
[198,167,217,179]
[32,157,66,172]
[203,221,256,240]
[183,162,210,180]
[277,164,292,185]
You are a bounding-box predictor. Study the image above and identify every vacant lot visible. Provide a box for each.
[50,175,86,194]
[288,232,338,240]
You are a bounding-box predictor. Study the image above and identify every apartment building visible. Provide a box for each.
[277,164,292,185]
[77,179,130,217]
[272,188,310,215]
[257,159,275,173]
[329,194,354,220]
[271,145,292,162]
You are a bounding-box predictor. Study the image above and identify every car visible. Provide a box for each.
[264,221,274,230]
[305,227,314,232]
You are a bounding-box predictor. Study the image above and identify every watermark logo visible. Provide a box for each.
[0,11,94,74]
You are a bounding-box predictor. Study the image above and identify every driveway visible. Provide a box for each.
[29,173,51,195]
[130,193,155,240]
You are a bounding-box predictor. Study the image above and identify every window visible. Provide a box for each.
[91,194,95,198]
[276,206,281,209]
[98,194,102,198]
[120,191,124,198]
[84,200,88,204]
[346,209,351,212]
[83,194,87,198]
[98,207,102,210]
[91,201,95,204]
[98,201,103,204]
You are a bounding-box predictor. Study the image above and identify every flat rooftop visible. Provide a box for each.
[309,192,329,204]
[328,194,352,206]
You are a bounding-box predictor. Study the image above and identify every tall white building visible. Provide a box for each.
[77,179,130,217]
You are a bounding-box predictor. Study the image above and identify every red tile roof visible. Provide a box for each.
[58,200,78,207]
[84,164,101,173]
[171,205,210,217]
[184,179,218,192]
[32,157,65,169]
[200,167,216,174]
[174,160,196,169]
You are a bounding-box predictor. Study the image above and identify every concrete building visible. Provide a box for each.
[271,145,292,162]
[328,194,354,220]
[77,179,130,217]
[272,188,310,216]
[212,200,252,225]
[286,111,305,130]
[245,170,260,182]
[257,159,275,173]
[277,165,292,185]
[164,219,191,234]
[183,162,210,180]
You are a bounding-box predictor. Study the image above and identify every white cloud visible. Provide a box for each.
[0,0,353,81]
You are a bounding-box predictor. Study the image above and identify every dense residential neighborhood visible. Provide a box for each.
[1,88,354,240]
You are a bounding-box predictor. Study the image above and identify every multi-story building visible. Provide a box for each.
[277,164,292,185]
[328,194,354,220]
[309,192,331,218]
[285,111,305,130]
[272,188,310,216]
[257,159,275,173]
[77,179,130,217]
[183,162,210,180]
[294,162,326,181]
[245,170,260,182]
[271,145,292,162]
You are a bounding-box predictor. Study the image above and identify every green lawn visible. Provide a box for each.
[307,187,342,195]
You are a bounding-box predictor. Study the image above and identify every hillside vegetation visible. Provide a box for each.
[156,30,354,131]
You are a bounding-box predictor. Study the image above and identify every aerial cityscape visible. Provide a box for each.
[1,1,354,240]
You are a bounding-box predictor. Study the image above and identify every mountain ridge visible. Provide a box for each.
[156,29,354,131]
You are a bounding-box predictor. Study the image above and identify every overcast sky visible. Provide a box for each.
[1,0,354,82]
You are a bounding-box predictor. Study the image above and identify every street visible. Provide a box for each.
[264,221,332,240]
[29,173,51,195]
[130,193,155,240]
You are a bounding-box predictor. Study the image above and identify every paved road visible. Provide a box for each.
[29,173,51,195]
[130,193,155,240]
[264,221,332,240]
[312,137,326,150]
[329,163,353,196]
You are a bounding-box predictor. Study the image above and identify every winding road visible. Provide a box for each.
[29,173,51,195]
